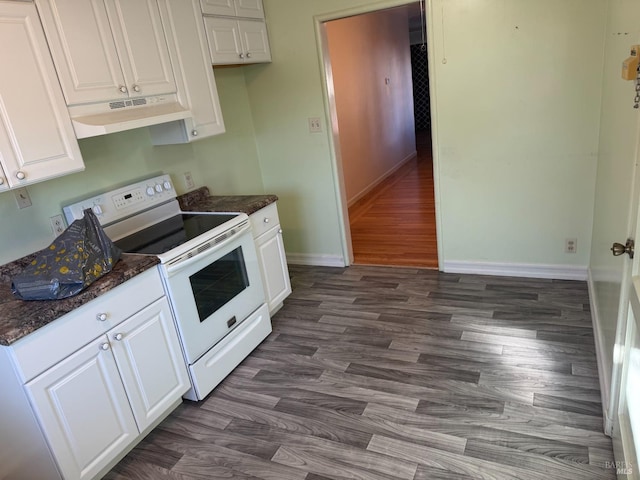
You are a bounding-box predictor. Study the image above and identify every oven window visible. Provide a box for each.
[189,246,250,322]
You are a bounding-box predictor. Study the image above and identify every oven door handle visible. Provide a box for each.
[163,222,252,276]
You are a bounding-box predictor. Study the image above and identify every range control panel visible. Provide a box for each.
[63,174,176,226]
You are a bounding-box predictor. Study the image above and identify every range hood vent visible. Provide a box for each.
[68,93,191,139]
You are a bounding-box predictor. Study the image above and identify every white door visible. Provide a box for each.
[618,276,640,478]
[256,228,292,313]
[240,19,271,63]
[0,1,84,189]
[203,16,243,64]
[35,0,127,105]
[109,297,190,432]
[104,0,176,98]
[25,336,138,480]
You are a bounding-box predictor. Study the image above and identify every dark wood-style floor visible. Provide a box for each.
[106,264,615,480]
[348,131,438,268]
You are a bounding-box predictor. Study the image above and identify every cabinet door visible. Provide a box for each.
[240,19,271,63]
[235,0,264,19]
[256,228,292,314]
[25,337,138,480]
[35,0,127,105]
[104,0,176,98]
[0,1,84,189]
[109,298,190,432]
[200,0,236,16]
[150,0,225,144]
[203,16,244,65]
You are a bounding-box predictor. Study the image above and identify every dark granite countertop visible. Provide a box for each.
[0,189,275,347]
[0,254,159,346]
[178,187,278,215]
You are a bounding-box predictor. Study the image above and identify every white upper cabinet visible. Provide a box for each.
[235,0,264,19]
[35,0,176,106]
[201,0,264,19]
[201,0,271,65]
[0,1,83,190]
[203,16,270,65]
[150,0,225,144]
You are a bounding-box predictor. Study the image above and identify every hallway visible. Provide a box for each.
[348,131,437,268]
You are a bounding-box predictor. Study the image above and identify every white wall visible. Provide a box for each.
[326,8,416,205]
[248,0,607,272]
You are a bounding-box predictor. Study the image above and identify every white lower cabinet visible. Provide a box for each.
[250,203,292,314]
[25,336,139,480]
[3,269,190,480]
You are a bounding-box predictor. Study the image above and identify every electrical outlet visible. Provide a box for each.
[183,171,195,190]
[565,238,577,254]
[50,214,66,236]
[308,117,322,133]
[14,187,32,209]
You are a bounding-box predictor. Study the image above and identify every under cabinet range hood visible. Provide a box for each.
[68,94,191,139]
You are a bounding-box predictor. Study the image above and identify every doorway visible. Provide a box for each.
[322,3,438,269]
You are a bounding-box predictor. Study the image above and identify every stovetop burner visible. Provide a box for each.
[114,213,239,255]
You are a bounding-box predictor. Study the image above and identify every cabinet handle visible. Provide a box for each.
[96,313,108,322]
[15,171,26,180]
[278,228,283,234]
[118,85,128,94]
[239,53,244,59]
[132,84,141,93]
[191,129,198,137]
[263,217,270,224]
[246,52,252,58]
[100,342,110,351]
[113,333,124,341]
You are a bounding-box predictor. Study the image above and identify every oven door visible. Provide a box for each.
[160,223,265,364]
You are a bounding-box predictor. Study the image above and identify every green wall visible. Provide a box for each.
[248,0,607,268]
[1,0,612,273]
[0,67,264,265]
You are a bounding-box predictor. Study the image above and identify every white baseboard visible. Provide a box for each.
[286,253,346,267]
[443,260,588,281]
[587,268,613,436]
[347,151,417,207]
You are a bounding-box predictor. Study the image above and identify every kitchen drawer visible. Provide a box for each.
[249,202,280,239]
[10,268,164,382]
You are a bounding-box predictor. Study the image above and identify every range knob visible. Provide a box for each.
[155,184,163,193]
[146,186,155,196]
[92,204,103,215]
[163,180,172,191]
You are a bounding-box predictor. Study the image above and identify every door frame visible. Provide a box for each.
[313,0,443,268]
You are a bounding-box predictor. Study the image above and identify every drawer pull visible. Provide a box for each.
[113,333,124,341]
[263,217,270,224]
[96,313,108,322]
[100,342,110,351]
